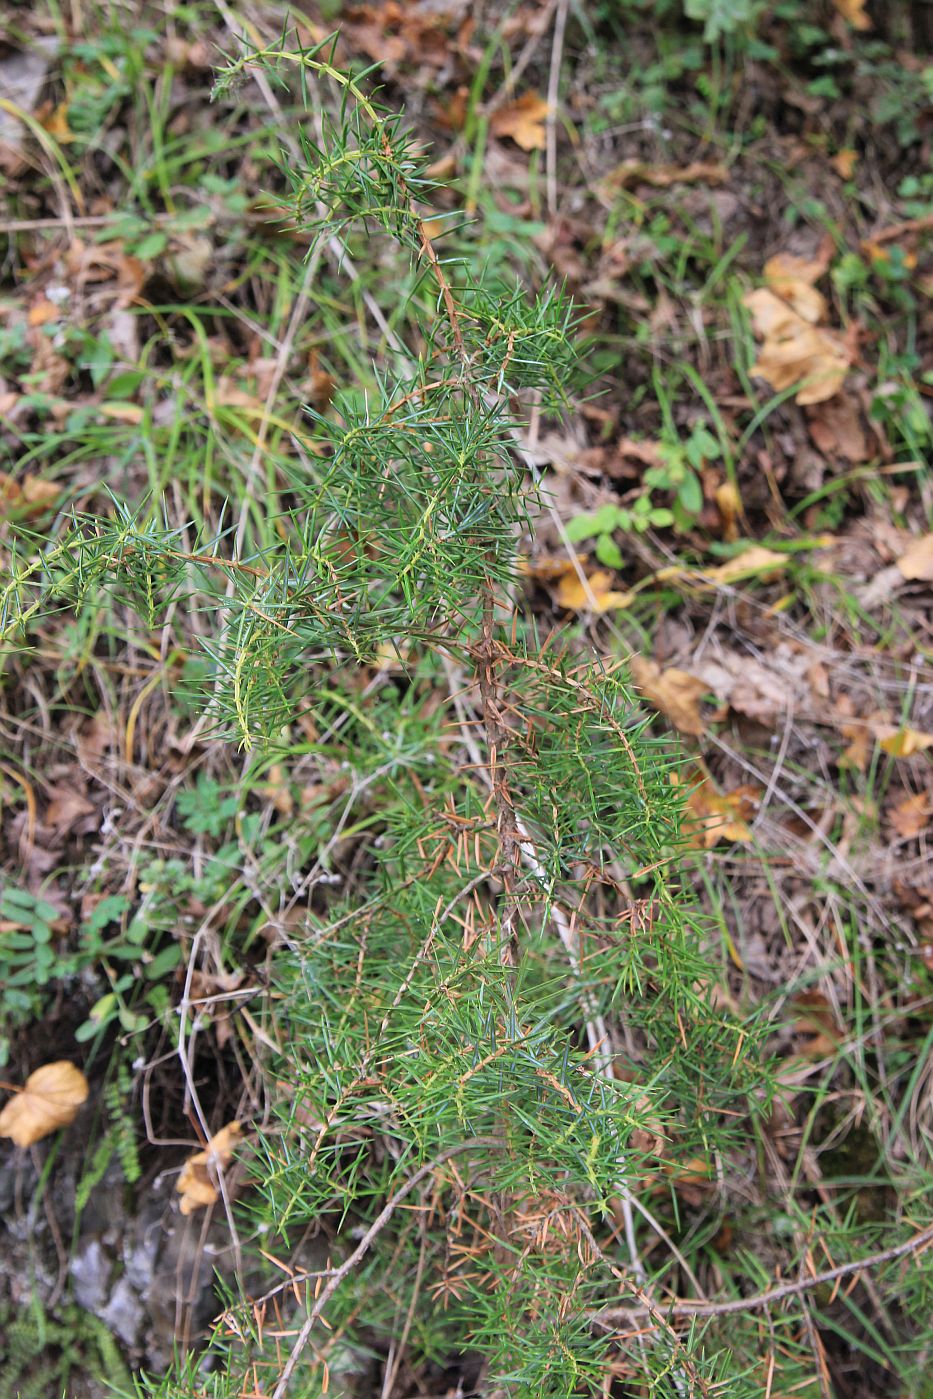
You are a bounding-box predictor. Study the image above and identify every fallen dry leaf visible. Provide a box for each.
[895,880,933,945]
[0,472,62,520]
[832,0,871,28]
[77,711,117,767]
[98,402,145,424]
[896,533,933,583]
[699,546,787,587]
[603,160,728,191]
[490,93,550,151]
[307,349,335,411]
[163,36,212,69]
[792,990,844,1060]
[0,1061,89,1147]
[744,288,850,405]
[28,297,62,328]
[187,968,246,1000]
[618,437,665,468]
[342,1,453,76]
[876,726,933,758]
[806,394,868,462]
[553,565,633,613]
[629,656,707,736]
[715,482,741,541]
[765,246,833,286]
[212,379,266,415]
[889,792,931,840]
[834,696,874,771]
[763,252,830,323]
[62,240,147,306]
[681,773,760,849]
[690,642,811,727]
[831,148,858,180]
[257,762,294,816]
[520,552,588,581]
[40,101,76,144]
[165,236,213,292]
[662,1155,714,1206]
[46,786,96,833]
[176,1121,242,1214]
[807,661,830,699]
[841,725,871,770]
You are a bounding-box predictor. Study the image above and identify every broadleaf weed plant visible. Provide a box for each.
[1,35,785,1399]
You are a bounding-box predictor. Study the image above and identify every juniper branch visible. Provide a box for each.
[9,39,792,1399]
[269,1137,504,1399]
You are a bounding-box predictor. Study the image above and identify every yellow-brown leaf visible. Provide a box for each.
[40,102,76,144]
[0,1061,89,1147]
[806,393,868,462]
[176,1121,242,1215]
[832,0,871,29]
[682,775,760,849]
[744,289,849,405]
[831,148,858,179]
[876,726,933,759]
[98,402,145,424]
[629,656,706,736]
[890,792,931,840]
[490,93,550,151]
[603,159,729,191]
[519,552,588,581]
[763,252,829,323]
[896,533,933,583]
[700,546,787,587]
[0,472,61,520]
[554,567,633,614]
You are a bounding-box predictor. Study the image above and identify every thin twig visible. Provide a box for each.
[0,213,120,234]
[546,0,570,217]
[591,1220,933,1325]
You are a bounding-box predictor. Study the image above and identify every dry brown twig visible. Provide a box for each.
[590,1219,933,1327]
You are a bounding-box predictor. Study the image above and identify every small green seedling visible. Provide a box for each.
[566,421,720,562]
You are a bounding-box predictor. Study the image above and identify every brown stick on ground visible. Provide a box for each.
[590,1220,933,1327]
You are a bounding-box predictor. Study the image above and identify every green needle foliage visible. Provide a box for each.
[2,35,784,1399]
